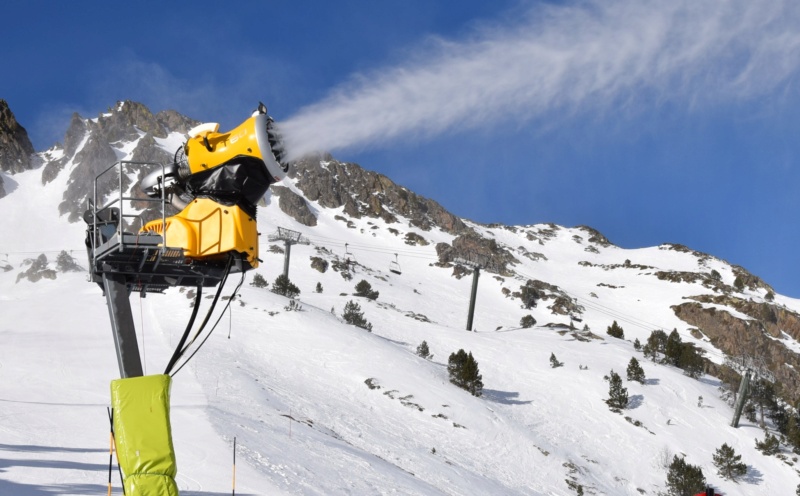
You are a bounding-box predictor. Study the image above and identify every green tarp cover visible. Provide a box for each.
[111,374,179,495]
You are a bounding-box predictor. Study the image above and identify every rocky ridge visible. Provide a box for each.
[5,100,800,402]
[0,100,36,198]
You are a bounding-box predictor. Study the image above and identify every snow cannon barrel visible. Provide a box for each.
[181,102,288,200]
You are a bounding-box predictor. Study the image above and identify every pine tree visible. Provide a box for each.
[607,320,624,339]
[626,357,646,384]
[272,274,300,298]
[748,379,777,429]
[644,329,668,361]
[606,370,629,410]
[633,338,642,351]
[315,281,323,293]
[416,340,432,359]
[250,273,268,288]
[520,315,536,329]
[665,455,706,496]
[665,329,683,366]
[342,300,373,331]
[755,432,781,456]
[550,352,564,368]
[447,349,483,397]
[354,279,379,300]
[785,412,800,451]
[56,250,82,272]
[678,343,704,379]
[712,443,747,481]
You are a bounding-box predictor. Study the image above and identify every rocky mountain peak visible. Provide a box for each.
[97,100,169,142]
[49,101,199,222]
[0,99,35,175]
[288,156,468,235]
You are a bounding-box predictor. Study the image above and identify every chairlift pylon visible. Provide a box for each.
[389,253,402,275]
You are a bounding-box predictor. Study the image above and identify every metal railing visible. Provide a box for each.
[89,161,169,266]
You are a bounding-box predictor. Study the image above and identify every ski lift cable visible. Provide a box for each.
[299,232,430,252]
[513,267,665,331]
[0,247,86,255]
[301,235,438,258]
[299,237,438,260]
[515,268,729,361]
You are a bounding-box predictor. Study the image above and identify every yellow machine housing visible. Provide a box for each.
[139,108,286,271]
[141,198,259,267]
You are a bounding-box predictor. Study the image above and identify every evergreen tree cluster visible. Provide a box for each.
[342,300,373,331]
[56,250,83,272]
[448,349,483,397]
[520,315,536,329]
[642,329,704,378]
[354,279,380,300]
[712,443,747,481]
[416,340,432,360]
[665,455,706,496]
[723,376,800,456]
[272,274,300,298]
[606,320,624,339]
[755,432,781,456]
[626,357,646,384]
[250,272,268,288]
[549,352,564,368]
[605,370,628,410]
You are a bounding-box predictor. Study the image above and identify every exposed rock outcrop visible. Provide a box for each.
[436,232,519,276]
[0,99,35,174]
[59,134,120,221]
[55,101,191,222]
[673,295,800,399]
[575,225,613,247]
[273,185,317,226]
[290,156,467,235]
[155,109,199,135]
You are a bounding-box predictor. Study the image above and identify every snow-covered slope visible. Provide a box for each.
[3,113,800,494]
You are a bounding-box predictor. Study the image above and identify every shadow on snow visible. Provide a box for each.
[482,389,533,405]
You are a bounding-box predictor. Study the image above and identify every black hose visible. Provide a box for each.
[170,256,246,377]
[163,285,203,375]
[165,254,235,374]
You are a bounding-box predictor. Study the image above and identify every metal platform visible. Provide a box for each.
[85,161,232,294]
[85,161,238,378]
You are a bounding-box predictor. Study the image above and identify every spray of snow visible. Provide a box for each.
[279,0,800,161]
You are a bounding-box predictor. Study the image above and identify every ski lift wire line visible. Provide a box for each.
[514,266,729,361]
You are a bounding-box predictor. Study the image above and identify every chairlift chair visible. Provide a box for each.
[344,243,357,269]
[389,253,402,275]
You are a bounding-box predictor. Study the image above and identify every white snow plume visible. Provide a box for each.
[279,0,800,161]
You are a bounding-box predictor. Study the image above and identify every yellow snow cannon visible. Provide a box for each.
[139,103,287,271]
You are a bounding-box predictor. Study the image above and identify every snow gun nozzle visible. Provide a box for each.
[255,101,288,173]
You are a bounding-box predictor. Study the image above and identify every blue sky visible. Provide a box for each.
[4,0,800,296]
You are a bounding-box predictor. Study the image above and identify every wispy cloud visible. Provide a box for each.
[280,0,800,161]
